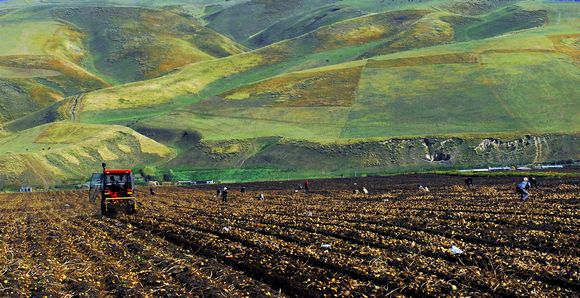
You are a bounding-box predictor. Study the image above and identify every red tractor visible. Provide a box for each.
[100,163,137,215]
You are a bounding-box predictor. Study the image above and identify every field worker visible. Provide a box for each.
[464,177,473,189]
[516,177,531,201]
[216,188,221,197]
[149,187,155,196]
[362,187,369,195]
[530,177,538,188]
[418,184,430,192]
[304,180,309,193]
[258,193,265,201]
[352,183,359,194]
[241,186,246,193]
[222,187,228,202]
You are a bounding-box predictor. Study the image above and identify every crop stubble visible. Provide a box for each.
[0,178,578,297]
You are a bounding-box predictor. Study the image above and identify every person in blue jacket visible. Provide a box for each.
[516,177,531,201]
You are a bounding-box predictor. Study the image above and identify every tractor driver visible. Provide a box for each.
[109,175,123,191]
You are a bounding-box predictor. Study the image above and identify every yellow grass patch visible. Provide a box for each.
[44,24,87,64]
[211,143,243,154]
[136,135,172,157]
[0,122,172,185]
[0,154,27,176]
[35,123,94,144]
[23,154,64,181]
[312,10,429,52]
[0,55,108,88]
[97,145,118,161]
[74,148,94,160]
[58,152,80,165]
[82,52,263,111]
[549,34,580,63]
[0,21,59,56]
[118,143,132,153]
[29,85,63,106]
[224,66,363,107]
[388,18,454,52]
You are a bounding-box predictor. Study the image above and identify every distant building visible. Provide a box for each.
[20,186,33,193]
[176,180,215,186]
[488,166,511,172]
[533,165,564,170]
[458,168,489,172]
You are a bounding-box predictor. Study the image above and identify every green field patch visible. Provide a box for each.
[0,66,61,78]
[367,53,478,68]
[343,63,520,138]
[139,106,351,142]
[342,50,580,139]
[480,52,580,133]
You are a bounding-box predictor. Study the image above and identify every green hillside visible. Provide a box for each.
[0,0,578,186]
[0,3,245,124]
[204,0,522,47]
[51,6,247,83]
[73,2,578,139]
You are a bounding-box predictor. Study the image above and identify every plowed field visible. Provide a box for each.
[0,175,578,297]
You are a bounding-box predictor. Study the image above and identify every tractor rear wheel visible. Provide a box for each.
[100,200,108,216]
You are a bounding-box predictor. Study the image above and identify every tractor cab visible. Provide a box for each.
[100,163,137,215]
[103,170,134,198]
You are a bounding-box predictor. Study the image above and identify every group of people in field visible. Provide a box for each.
[209,176,539,203]
[215,181,311,202]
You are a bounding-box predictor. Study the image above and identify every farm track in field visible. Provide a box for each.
[0,175,578,297]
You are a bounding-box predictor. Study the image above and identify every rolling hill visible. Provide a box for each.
[0,0,578,186]
[0,3,245,123]
[0,122,171,187]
